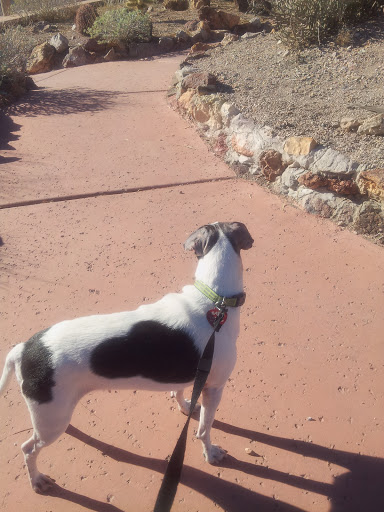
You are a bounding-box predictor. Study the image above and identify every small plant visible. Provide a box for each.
[0,24,35,79]
[75,4,98,35]
[88,8,152,46]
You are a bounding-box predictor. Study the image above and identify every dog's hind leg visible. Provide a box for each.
[196,386,227,464]
[171,389,201,416]
[22,396,75,493]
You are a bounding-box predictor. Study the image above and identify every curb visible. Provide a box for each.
[169,63,384,245]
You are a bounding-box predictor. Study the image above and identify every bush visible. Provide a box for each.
[0,25,35,79]
[75,4,98,35]
[88,8,152,46]
[11,0,77,22]
[273,0,384,48]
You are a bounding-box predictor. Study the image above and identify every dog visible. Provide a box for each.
[0,221,253,493]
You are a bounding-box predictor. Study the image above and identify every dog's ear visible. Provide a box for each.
[218,222,254,254]
[184,224,220,259]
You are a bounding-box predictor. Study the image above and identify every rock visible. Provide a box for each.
[234,0,249,12]
[241,32,260,40]
[358,169,384,201]
[247,17,262,32]
[284,136,318,156]
[62,45,92,68]
[221,33,239,46]
[189,42,213,54]
[164,0,189,11]
[353,200,384,236]
[280,166,307,192]
[184,20,200,32]
[27,42,55,75]
[104,48,117,62]
[340,117,361,132]
[190,0,210,8]
[298,172,359,195]
[33,21,57,33]
[191,21,211,43]
[181,71,217,92]
[198,7,240,30]
[84,38,107,54]
[175,30,192,44]
[357,114,384,135]
[260,150,286,181]
[49,33,69,54]
[159,37,175,52]
[220,102,240,126]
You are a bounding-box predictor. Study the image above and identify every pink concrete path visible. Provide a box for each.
[1,55,384,512]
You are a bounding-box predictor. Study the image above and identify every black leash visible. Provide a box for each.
[153,307,227,512]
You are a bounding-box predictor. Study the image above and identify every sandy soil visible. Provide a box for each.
[1,55,384,512]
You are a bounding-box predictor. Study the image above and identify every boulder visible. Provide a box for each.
[27,42,55,75]
[83,38,108,54]
[357,114,384,136]
[164,0,189,11]
[358,168,384,201]
[62,45,92,68]
[181,71,217,93]
[49,33,69,54]
[198,7,240,30]
[260,150,286,181]
[340,117,361,132]
[191,21,211,42]
[284,136,318,156]
[298,172,360,195]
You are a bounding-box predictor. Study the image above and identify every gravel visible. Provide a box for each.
[189,18,384,170]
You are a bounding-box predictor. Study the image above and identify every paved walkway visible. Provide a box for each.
[1,55,384,512]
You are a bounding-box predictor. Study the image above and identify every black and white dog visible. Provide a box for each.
[0,222,253,493]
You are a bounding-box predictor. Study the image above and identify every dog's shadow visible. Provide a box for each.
[44,420,384,512]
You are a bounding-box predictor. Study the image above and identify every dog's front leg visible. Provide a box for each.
[196,386,227,464]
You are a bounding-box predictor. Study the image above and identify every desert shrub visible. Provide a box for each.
[11,0,77,22]
[0,25,35,80]
[75,3,98,35]
[273,0,384,48]
[88,8,152,45]
[273,0,346,48]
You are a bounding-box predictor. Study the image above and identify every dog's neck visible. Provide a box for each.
[194,235,244,297]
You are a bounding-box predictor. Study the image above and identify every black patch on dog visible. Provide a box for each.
[90,321,201,383]
[218,222,254,254]
[184,224,220,259]
[21,328,56,404]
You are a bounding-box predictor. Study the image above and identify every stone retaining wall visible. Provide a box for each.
[170,64,384,244]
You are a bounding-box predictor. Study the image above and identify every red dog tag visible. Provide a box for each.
[206,308,227,328]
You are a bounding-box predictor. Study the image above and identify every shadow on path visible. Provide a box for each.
[63,424,305,512]
[214,420,384,512]
[0,111,22,164]
[60,421,384,512]
[6,87,125,117]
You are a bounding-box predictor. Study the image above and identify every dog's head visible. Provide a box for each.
[184,222,253,259]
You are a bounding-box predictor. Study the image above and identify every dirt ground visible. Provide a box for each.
[1,54,384,512]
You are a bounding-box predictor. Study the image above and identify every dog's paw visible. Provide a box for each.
[32,473,56,493]
[179,399,201,417]
[204,445,227,464]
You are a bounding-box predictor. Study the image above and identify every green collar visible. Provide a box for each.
[194,280,246,308]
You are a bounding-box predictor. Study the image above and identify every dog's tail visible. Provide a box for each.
[0,344,22,397]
